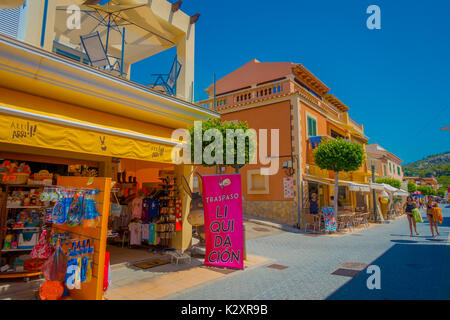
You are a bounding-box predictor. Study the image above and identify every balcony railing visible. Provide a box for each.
[197,79,290,111]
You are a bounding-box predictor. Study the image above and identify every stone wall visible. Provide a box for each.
[243,199,298,226]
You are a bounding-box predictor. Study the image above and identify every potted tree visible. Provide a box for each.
[314,139,365,220]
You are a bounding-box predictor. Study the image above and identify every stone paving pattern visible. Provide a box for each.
[166,205,450,300]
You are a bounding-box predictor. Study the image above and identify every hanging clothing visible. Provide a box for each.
[129,222,142,245]
[141,198,151,223]
[148,199,160,218]
[131,197,143,220]
[148,223,157,245]
[141,224,150,242]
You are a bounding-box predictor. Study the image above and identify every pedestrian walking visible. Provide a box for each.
[404,196,419,237]
[426,197,440,237]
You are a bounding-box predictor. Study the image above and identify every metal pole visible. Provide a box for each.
[105,14,111,55]
[243,225,247,260]
[296,155,302,229]
[120,27,125,76]
[372,164,377,222]
[213,73,216,110]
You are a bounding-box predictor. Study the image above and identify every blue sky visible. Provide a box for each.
[131,0,450,164]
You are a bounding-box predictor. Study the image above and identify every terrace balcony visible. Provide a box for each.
[197,78,291,111]
[1,0,197,102]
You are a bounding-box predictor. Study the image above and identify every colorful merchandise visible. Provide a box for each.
[321,207,336,232]
[141,224,150,242]
[17,230,39,249]
[129,222,142,245]
[42,240,67,282]
[175,197,182,231]
[31,228,54,259]
[67,192,84,227]
[103,251,110,293]
[131,197,143,220]
[39,281,64,300]
[83,189,100,227]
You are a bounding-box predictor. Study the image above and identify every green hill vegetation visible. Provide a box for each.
[403,151,450,195]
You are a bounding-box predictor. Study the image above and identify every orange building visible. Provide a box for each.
[197,59,372,227]
[366,144,404,181]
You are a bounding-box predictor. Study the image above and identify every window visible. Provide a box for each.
[397,166,401,175]
[389,162,392,172]
[247,169,270,194]
[307,116,317,137]
[330,130,344,139]
[384,165,387,176]
[0,7,22,39]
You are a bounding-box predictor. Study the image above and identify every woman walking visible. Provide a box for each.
[426,197,440,237]
[404,196,419,237]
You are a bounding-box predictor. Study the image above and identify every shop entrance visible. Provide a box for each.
[107,159,181,268]
[307,182,328,210]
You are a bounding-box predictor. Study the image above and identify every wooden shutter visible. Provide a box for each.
[0,7,21,39]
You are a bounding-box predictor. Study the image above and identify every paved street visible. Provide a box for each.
[166,205,450,300]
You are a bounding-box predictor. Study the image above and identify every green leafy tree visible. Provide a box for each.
[417,185,436,196]
[314,139,365,218]
[407,181,417,193]
[437,188,446,197]
[188,119,257,173]
[376,177,402,189]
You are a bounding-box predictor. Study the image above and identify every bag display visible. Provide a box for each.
[31,229,55,260]
[412,208,423,223]
[42,240,67,282]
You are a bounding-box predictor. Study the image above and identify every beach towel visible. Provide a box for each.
[432,206,443,224]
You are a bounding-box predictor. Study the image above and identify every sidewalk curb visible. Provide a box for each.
[243,215,301,233]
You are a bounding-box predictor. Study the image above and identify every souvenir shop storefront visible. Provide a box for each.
[0,99,198,301]
[0,120,193,300]
[303,175,370,214]
[0,32,219,300]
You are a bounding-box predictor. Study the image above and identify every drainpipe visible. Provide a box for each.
[40,0,48,47]
[296,154,302,229]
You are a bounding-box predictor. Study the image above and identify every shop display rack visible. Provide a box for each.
[0,183,54,279]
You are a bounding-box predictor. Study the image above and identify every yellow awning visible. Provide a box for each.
[0,105,176,164]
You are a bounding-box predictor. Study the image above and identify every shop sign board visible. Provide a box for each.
[201,174,244,270]
[0,113,173,164]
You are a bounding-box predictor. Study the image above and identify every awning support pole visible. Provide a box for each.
[372,165,377,222]
[120,27,125,76]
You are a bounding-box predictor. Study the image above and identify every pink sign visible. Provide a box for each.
[201,174,244,270]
